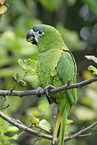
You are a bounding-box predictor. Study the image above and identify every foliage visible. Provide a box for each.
[18,58,38,75]
[0,112,19,145]
[85,55,97,75]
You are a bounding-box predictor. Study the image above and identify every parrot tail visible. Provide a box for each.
[53,109,68,145]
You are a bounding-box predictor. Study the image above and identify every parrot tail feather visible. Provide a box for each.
[53,113,61,144]
[58,109,67,145]
[53,109,68,145]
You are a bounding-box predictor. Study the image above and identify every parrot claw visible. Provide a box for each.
[44,85,56,97]
[35,87,44,97]
[44,85,56,104]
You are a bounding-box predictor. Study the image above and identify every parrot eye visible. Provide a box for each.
[38,30,44,35]
[38,30,42,34]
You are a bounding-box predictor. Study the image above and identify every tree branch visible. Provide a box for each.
[0,111,97,143]
[0,111,52,140]
[0,77,97,97]
[0,78,97,141]
[64,121,97,142]
[50,76,97,94]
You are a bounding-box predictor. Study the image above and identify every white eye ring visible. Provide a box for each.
[37,30,44,35]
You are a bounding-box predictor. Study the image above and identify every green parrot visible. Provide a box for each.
[26,24,77,145]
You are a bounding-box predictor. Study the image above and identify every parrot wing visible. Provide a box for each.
[57,49,77,104]
[53,49,77,145]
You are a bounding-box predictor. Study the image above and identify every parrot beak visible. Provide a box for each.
[26,29,37,46]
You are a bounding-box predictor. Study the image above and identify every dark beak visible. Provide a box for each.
[26,29,37,45]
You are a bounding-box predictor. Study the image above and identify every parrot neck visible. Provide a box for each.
[38,33,67,53]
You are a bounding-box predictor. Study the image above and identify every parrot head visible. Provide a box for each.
[26,24,65,52]
[26,24,45,46]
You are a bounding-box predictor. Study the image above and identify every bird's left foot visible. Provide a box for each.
[44,85,56,104]
[44,85,56,97]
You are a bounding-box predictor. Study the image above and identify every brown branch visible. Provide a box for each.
[49,76,97,94]
[0,77,97,143]
[0,111,52,140]
[0,77,97,97]
[0,111,97,142]
[64,121,97,142]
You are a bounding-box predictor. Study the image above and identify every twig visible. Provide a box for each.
[78,133,91,137]
[0,111,97,142]
[64,121,97,142]
[49,76,97,94]
[0,77,97,97]
[0,96,9,110]
[0,111,52,140]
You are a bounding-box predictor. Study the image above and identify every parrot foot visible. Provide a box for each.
[44,85,56,104]
[35,87,44,97]
[44,85,56,98]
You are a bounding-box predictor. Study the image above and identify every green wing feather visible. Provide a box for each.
[53,49,77,145]
[57,49,77,104]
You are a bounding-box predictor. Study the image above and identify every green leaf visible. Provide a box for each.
[30,110,41,117]
[11,134,19,140]
[88,65,97,75]
[85,56,97,75]
[29,115,39,124]
[8,126,19,132]
[2,135,12,141]
[20,79,27,86]
[66,119,73,124]
[18,58,38,75]
[0,113,9,133]
[85,55,97,63]
[38,103,48,112]
[38,119,51,132]
[13,73,27,86]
